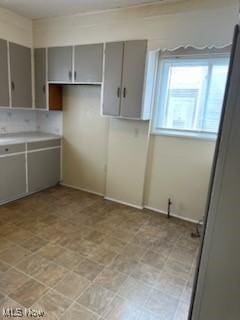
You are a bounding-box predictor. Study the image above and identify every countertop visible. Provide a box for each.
[0,131,62,146]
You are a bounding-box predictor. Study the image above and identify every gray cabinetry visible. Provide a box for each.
[102,42,124,116]
[35,48,47,109]
[0,39,9,107]
[9,42,32,108]
[102,40,148,119]
[0,138,61,204]
[48,46,73,82]
[28,142,61,193]
[74,44,103,83]
[120,41,147,118]
[0,153,26,203]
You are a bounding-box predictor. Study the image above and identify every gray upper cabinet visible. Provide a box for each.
[102,42,124,116]
[9,42,32,108]
[34,48,47,109]
[102,40,148,119]
[120,40,147,119]
[48,46,73,82]
[0,39,9,107]
[74,44,103,83]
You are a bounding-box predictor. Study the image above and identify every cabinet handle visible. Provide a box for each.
[74,71,77,81]
[11,81,15,91]
[43,85,46,94]
[123,87,127,98]
[117,87,121,98]
[68,71,72,81]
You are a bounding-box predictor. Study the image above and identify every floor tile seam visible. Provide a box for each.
[70,279,117,319]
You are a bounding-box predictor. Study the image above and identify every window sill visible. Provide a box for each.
[151,129,217,141]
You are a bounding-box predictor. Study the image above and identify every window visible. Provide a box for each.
[152,56,229,138]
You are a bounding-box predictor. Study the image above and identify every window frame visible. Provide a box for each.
[151,53,230,140]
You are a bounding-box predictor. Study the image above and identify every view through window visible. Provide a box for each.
[153,57,229,138]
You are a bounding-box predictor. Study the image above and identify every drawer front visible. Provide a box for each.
[27,139,61,151]
[0,143,25,156]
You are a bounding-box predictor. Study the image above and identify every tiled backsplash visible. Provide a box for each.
[36,111,63,135]
[0,109,63,135]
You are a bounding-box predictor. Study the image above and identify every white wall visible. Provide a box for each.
[0,6,32,46]
[32,0,238,222]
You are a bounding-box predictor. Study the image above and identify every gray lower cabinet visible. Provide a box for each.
[102,40,148,119]
[0,39,9,107]
[9,42,32,108]
[0,154,26,203]
[74,44,103,82]
[35,48,47,109]
[28,148,60,193]
[48,46,73,82]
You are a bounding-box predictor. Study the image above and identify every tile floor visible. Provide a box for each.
[0,186,200,320]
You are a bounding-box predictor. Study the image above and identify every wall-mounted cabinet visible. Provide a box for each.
[9,42,32,108]
[74,44,103,83]
[0,40,10,107]
[48,46,73,83]
[102,40,149,120]
[34,48,47,109]
[34,48,62,110]
[47,44,103,84]
[102,42,123,116]
[0,38,150,120]
[40,43,104,110]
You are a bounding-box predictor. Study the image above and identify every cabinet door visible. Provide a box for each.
[120,40,147,118]
[9,43,32,108]
[28,148,60,193]
[0,39,9,107]
[74,44,103,82]
[34,48,47,109]
[102,42,124,116]
[0,154,26,203]
[48,46,73,82]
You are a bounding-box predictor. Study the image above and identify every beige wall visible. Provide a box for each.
[62,85,109,195]
[105,120,149,208]
[145,136,216,221]
[33,0,237,50]
[0,6,32,46]
[32,0,238,221]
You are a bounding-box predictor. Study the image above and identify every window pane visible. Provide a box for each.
[155,57,230,137]
[203,64,228,132]
[161,65,208,130]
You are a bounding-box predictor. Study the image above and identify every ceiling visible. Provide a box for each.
[0,0,171,19]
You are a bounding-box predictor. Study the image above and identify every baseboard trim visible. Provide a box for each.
[59,184,198,223]
[60,183,104,197]
[104,196,143,210]
[144,205,199,224]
